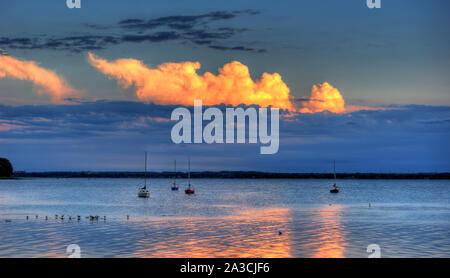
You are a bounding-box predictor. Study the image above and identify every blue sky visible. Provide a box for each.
[0,0,449,172]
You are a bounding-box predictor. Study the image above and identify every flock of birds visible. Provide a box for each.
[17,214,132,222]
[4,214,285,236]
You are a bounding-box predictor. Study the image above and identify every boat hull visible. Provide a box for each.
[185,189,195,194]
[138,191,150,198]
[330,189,339,193]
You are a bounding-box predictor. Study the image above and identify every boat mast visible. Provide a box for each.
[144,152,147,187]
[174,160,177,186]
[188,156,191,189]
[333,160,336,183]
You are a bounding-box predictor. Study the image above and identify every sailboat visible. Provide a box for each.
[185,157,195,195]
[330,160,339,193]
[171,160,179,191]
[138,152,150,198]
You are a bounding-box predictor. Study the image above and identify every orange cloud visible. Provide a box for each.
[298,82,346,114]
[0,55,79,103]
[87,53,373,114]
[87,52,294,110]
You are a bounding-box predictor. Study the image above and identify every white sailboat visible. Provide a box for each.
[138,152,150,198]
[330,160,339,193]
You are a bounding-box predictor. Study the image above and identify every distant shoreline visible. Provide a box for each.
[11,171,450,179]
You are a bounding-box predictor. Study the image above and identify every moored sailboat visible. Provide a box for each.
[330,160,339,193]
[185,157,195,195]
[171,160,179,191]
[138,152,150,198]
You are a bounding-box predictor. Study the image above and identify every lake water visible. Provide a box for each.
[0,178,449,258]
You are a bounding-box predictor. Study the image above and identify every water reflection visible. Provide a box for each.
[1,178,449,258]
[308,205,347,258]
[132,208,293,258]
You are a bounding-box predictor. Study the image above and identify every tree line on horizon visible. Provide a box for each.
[0,158,13,178]
[11,171,450,179]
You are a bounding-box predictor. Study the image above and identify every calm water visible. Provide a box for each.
[0,178,449,258]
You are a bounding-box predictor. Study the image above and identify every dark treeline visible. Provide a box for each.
[0,158,13,178]
[12,171,450,179]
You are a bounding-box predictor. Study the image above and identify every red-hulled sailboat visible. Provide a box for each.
[185,157,195,195]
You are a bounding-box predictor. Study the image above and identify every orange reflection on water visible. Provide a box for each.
[132,208,293,258]
[309,205,347,258]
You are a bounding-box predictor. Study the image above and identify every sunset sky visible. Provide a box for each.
[1,0,449,172]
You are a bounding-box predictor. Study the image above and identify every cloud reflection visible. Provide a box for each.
[308,205,347,258]
[131,208,293,258]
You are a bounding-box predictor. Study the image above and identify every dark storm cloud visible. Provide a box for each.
[1,102,450,172]
[0,101,176,140]
[0,35,120,53]
[0,10,265,53]
[118,10,258,32]
[121,32,180,43]
[2,101,450,141]
[208,45,267,53]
